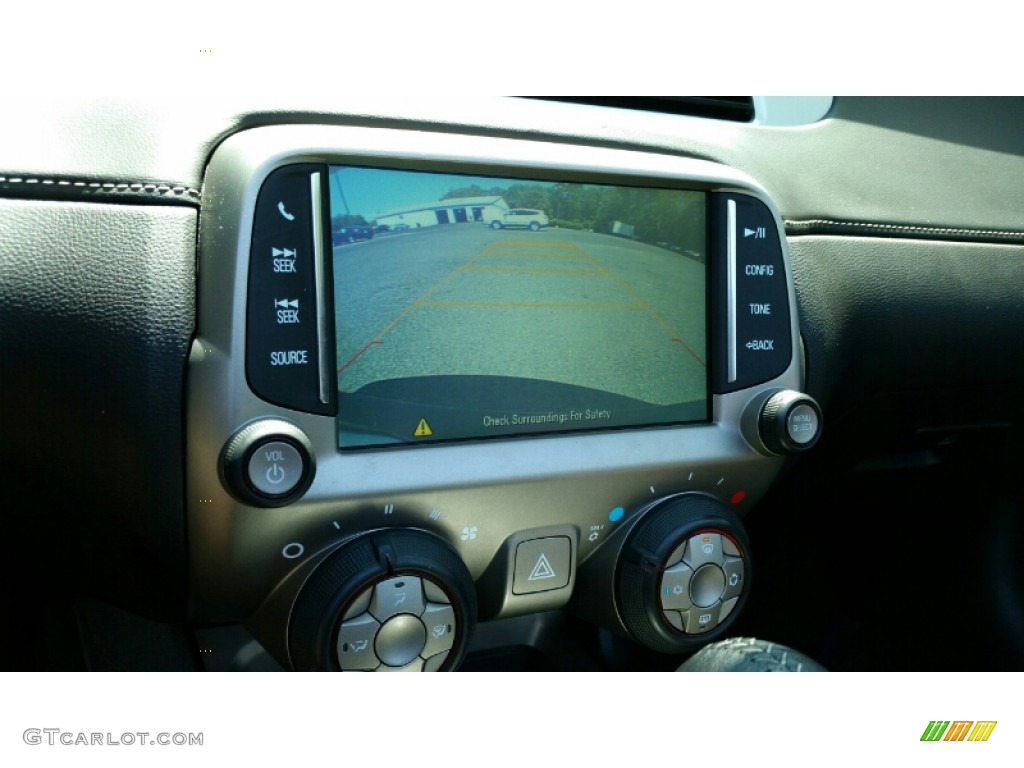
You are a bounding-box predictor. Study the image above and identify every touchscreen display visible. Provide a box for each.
[331,166,708,448]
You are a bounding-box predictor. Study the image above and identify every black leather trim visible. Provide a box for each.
[0,199,196,621]
[789,236,1024,420]
[0,175,201,206]
[787,218,1024,245]
[5,98,1024,234]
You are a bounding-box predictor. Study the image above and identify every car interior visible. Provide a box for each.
[4,94,1024,673]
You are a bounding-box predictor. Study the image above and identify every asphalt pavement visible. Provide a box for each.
[333,224,706,411]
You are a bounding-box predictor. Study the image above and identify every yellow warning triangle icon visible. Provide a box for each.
[414,418,433,437]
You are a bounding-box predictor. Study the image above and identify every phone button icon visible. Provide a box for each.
[277,201,296,221]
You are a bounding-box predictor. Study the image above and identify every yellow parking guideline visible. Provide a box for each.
[466,266,604,275]
[478,250,590,259]
[417,300,644,311]
[487,239,580,251]
[373,248,488,339]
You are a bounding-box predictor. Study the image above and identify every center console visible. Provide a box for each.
[187,125,820,670]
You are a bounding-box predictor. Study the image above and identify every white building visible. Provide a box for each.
[375,196,508,229]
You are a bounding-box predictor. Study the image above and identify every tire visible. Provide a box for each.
[490,220,502,230]
[529,221,540,231]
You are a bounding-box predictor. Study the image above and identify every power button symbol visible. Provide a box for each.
[222,420,315,507]
[246,440,304,497]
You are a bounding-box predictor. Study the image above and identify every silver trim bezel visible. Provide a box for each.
[188,125,803,622]
[309,172,330,405]
[726,198,738,383]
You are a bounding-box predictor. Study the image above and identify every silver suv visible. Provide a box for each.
[489,208,549,230]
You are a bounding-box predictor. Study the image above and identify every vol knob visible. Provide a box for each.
[220,419,315,507]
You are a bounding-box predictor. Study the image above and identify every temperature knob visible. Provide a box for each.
[616,494,751,654]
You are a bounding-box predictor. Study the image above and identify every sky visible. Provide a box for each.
[328,166,552,220]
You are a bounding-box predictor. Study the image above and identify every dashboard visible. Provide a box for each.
[4,95,1024,672]
[190,125,816,669]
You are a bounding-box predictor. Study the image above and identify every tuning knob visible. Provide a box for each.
[752,389,822,455]
[288,529,476,672]
[616,494,751,654]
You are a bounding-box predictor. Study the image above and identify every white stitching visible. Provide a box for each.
[0,175,201,199]
[786,218,1024,238]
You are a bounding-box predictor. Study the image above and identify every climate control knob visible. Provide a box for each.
[616,495,751,654]
[288,529,476,672]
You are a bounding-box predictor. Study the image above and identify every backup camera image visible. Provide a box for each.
[331,165,708,447]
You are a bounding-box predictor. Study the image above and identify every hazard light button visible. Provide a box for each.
[512,537,571,594]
